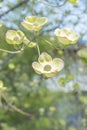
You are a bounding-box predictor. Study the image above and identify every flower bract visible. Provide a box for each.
[55,28,79,45]
[21,16,48,31]
[6,30,29,45]
[32,52,64,78]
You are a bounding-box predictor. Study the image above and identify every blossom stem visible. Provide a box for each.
[37,0,67,7]
[36,44,40,56]
[45,40,60,50]
[0,95,2,107]
[34,31,41,56]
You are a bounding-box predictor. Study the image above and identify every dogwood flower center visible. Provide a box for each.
[44,65,51,71]
[14,36,20,41]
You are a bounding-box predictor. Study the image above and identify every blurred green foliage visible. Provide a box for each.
[0,0,87,130]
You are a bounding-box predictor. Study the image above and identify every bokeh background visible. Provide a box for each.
[0,0,87,130]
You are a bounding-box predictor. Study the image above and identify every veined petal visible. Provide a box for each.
[58,37,70,45]
[55,28,79,45]
[38,52,52,64]
[43,71,57,78]
[54,28,60,36]
[17,30,24,37]
[52,58,64,71]
[6,30,17,40]
[32,62,43,74]
[21,21,33,30]
[77,48,87,59]
[25,16,37,23]
[37,17,48,26]
[6,30,22,44]
[74,34,80,40]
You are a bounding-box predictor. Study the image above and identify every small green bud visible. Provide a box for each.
[0,81,7,93]
[8,63,15,69]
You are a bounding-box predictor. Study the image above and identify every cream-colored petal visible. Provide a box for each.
[77,48,87,59]
[23,36,30,45]
[58,37,70,45]
[43,71,57,78]
[25,16,37,23]
[54,28,61,36]
[52,58,64,72]
[37,17,48,26]
[74,34,79,40]
[38,52,52,64]
[33,25,42,31]
[67,34,79,44]
[6,30,16,40]
[32,62,43,74]
[6,30,22,44]
[17,30,24,37]
[21,21,33,30]
[6,38,13,44]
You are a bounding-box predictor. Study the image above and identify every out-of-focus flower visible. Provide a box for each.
[21,16,48,31]
[49,106,56,112]
[0,81,7,93]
[55,28,79,45]
[39,108,45,114]
[77,48,87,59]
[32,52,64,78]
[6,30,29,45]
[8,63,15,70]
[68,0,79,5]
[0,23,2,27]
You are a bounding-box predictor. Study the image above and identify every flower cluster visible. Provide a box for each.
[5,16,80,78]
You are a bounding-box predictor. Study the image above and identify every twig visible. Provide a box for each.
[0,48,24,54]
[1,94,31,117]
[0,54,15,69]
[37,0,67,7]
[0,0,29,19]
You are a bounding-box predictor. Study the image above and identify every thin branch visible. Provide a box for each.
[1,94,31,117]
[0,54,15,69]
[0,48,24,54]
[37,0,67,7]
[0,0,29,19]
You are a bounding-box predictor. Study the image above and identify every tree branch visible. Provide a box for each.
[1,94,31,117]
[0,0,29,19]
[0,54,16,69]
[37,0,67,7]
